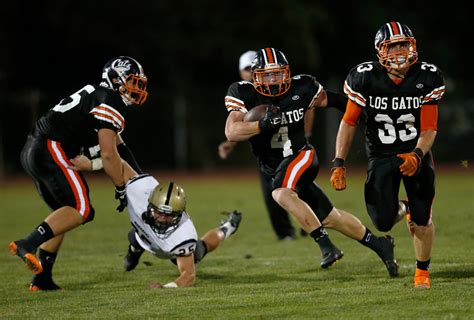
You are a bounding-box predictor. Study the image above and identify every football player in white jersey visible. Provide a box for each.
[70,155,242,288]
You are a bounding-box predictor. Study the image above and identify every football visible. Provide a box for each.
[243,104,270,122]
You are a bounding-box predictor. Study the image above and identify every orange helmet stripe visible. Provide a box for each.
[264,48,275,64]
[390,21,400,35]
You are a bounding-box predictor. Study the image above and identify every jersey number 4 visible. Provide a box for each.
[375,113,417,144]
[271,126,293,157]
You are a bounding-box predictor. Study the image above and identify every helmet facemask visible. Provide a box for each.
[118,74,148,106]
[253,64,291,97]
[143,203,182,238]
[377,37,417,70]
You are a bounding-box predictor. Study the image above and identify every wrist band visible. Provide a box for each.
[163,282,178,288]
[333,158,345,167]
[413,148,424,159]
[91,158,103,171]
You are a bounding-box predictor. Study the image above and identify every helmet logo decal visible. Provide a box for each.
[112,59,132,74]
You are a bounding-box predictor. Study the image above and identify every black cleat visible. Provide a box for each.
[378,235,399,277]
[124,245,144,272]
[29,275,62,291]
[220,210,243,236]
[320,247,344,269]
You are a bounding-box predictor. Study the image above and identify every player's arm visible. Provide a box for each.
[304,107,315,140]
[116,134,143,174]
[415,104,438,154]
[225,111,260,141]
[330,100,362,190]
[98,128,125,187]
[218,140,238,159]
[149,254,196,289]
[310,89,347,113]
[174,254,197,287]
[397,104,438,176]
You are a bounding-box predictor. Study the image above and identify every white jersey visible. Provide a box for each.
[126,175,198,259]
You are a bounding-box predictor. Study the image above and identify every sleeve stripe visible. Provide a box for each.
[225,105,248,113]
[90,105,125,131]
[344,81,366,107]
[309,84,323,107]
[423,85,446,103]
[92,104,125,123]
[225,96,245,106]
[91,112,125,132]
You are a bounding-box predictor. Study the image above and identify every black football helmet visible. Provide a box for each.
[251,48,291,97]
[374,22,418,70]
[142,181,186,238]
[100,56,148,106]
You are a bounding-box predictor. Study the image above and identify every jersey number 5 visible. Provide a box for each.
[52,85,96,113]
[374,113,417,144]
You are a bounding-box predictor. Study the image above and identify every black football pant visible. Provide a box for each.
[365,152,435,232]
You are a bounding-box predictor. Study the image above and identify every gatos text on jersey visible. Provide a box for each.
[368,96,424,111]
[281,108,304,125]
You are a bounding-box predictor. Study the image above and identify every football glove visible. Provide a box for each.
[397,148,423,177]
[330,166,346,191]
[258,105,282,132]
[115,184,127,212]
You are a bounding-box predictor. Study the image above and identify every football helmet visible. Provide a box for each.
[251,48,291,97]
[100,56,148,106]
[142,181,186,237]
[374,22,418,70]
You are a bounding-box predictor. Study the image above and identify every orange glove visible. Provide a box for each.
[397,148,423,176]
[330,167,346,190]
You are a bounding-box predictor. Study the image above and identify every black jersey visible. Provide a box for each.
[225,75,322,173]
[344,61,445,157]
[33,84,128,157]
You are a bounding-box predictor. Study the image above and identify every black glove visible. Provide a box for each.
[258,105,282,132]
[115,184,127,212]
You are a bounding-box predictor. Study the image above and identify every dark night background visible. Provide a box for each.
[0,0,472,177]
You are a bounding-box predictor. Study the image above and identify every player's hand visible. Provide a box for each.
[115,184,127,212]
[218,141,237,159]
[397,149,422,176]
[330,167,346,191]
[258,105,282,132]
[69,155,92,171]
[149,282,164,289]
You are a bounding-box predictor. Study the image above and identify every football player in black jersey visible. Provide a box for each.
[218,50,299,241]
[225,47,398,276]
[9,56,148,291]
[331,22,446,288]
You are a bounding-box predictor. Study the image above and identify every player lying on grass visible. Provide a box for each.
[70,155,242,288]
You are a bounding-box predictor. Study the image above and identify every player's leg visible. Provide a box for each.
[259,170,295,240]
[402,152,436,288]
[273,146,342,268]
[124,228,145,271]
[10,138,93,279]
[364,157,403,232]
[300,182,398,277]
[194,210,242,263]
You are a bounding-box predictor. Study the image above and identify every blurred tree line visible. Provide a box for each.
[0,0,471,176]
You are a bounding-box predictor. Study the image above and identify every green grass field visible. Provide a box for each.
[1,169,473,319]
